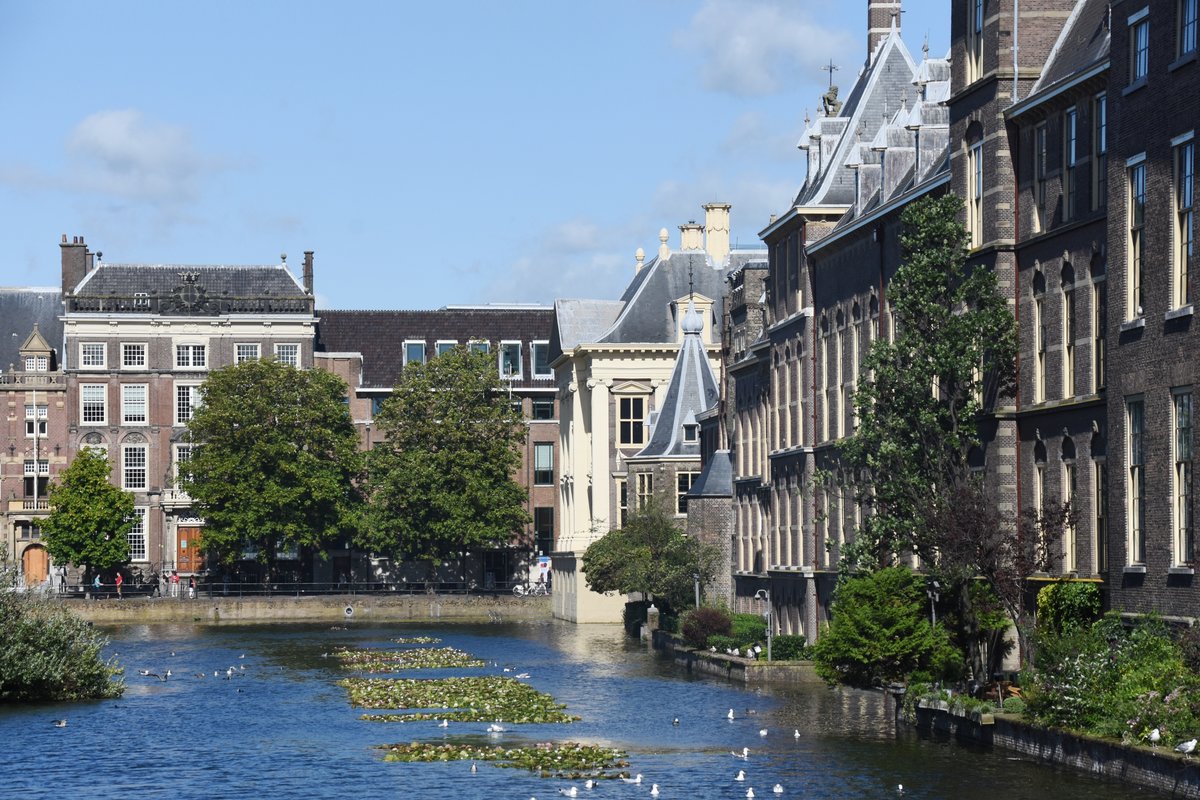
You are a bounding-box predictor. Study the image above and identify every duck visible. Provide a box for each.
[470,762,477,773]
[672,717,680,726]
[650,786,659,797]
[486,724,506,733]
[584,780,595,790]
[735,770,745,781]
[746,789,755,799]
[727,708,735,721]
[52,719,67,728]
[793,729,801,739]
[557,789,577,798]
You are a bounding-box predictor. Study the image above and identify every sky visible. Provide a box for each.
[0,1,949,311]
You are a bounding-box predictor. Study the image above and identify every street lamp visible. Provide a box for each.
[754,588,772,662]
[693,572,701,609]
[926,579,941,627]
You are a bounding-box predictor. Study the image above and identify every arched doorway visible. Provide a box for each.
[22,544,49,586]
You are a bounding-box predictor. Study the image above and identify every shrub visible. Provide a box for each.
[771,634,808,661]
[681,606,732,649]
[707,634,739,653]
[1002,696,1026,714]
[660,613,679,634]
[1036,581,1101,636]
[730,613,767,647]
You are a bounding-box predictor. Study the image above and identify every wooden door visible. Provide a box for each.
[177,527,205,574]
[22,545,49,586]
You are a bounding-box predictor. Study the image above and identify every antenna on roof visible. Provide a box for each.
[821,59,839,89]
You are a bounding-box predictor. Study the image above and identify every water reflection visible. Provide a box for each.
[0,620,1161,799]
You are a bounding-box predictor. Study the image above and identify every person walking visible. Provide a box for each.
[188,576,196,600]
[92,573,102,599]
[170,570,180,598]
[115,571,123,599]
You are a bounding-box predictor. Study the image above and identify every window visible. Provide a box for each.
[175,344,206,369]
[1128,158,1147,318]
[1063,108,1078,221]
[1182,0,1199,58]
[469,340,489,355]
[23,459,49,498]
[1128,399,1146,564]
[121,384,148,425]
[25,404,47,437]
[533,443,554,485]
[176,384,201,425]
[1092,94,1108,210]
[529,398,553,420]
[81,342,105,369]
[1175,135,1195,308]
[532,341,552,377]
[123,445,147,490]
[967,0,984,82]
[616,478,629,527]
[1094,281,1107,391]
[676,472,698,514]
[404,341,425,366]
[236,343,260,364]
[1034,122,1048,230]
[499,341,522,378]
[81,384,107,424]
[1175,390,1194,564]
[1064,458,1078,572]
[23,459,49,475]
[968,140,984,246]
[370,396,386,417]
[533,507,554,556]
[1033,278,1046,403]
[174,444,193,484]
[619,396,646,446]
[1063,273,1075,398]
[635,472,654,509]
[274,343,298,367]
[127,508,147,561]
[1095,461,1108,572]
[24,355,48,371]
[122,343,146,369]
[436,341,457,357]
[1130,11,1150,84]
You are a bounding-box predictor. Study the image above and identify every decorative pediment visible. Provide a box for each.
[19,324,53,356]
[122,431,147,444]
[163,272,216,315]
[611,380,653,395]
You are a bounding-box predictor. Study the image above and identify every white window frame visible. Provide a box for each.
[1181,0,1199,58]
[1174,389,1194,565]
[1128,154,1147,319]
[1129,9,1150,84]
[676,471,699,515]
[81,383,107,425]
[235,343,261,364]
[968,140,984,247]
[121,343,146,370]
[273,343,299,367]
[533,442,554,486]
[1063,276,1075,398]
[532,341,553,378]
[25,404,48,437]
[122,444,148,491]
[173,443,194,485]
[1063,107,1078,221]
[403,340,426,366]
[121,384,148,426]
[175,383,202,426]
[80,342,106,370]
[499,341,522,379]
[175,343,207,370]
[635,472,654,510]
[1034,122,1048,231]
[618,395,647,446]
[435,340,457,357]
[1128,397,1147,565]
[967,0,984,83]
[1092,93,1108,210]
[469,340,490,355]
[1174,132,1195,309]
[127,507,148,562]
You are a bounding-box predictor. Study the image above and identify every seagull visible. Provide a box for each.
[52,719,67,728]
[486,724,506,733]
[137,669,152,676]
[727,708,735,721]
[793,729,801,739]
[735,770,745,781]
[515,672,531,679]
[650,785,659,797]
[732,747,750,760]
[746,789,755,799]
[438,719,449,728]
[620,774,643,785]
[470,762,477,773]
[759,728,768,737]
[238,654,246,659]
[672,717,680,726]
[584,780,595,790]
[164,670,172,679]
[1150,728,1161,746]
[773,786,783,795]
[557,788,577,798]
[213,670,220,677]
[897,785,906,795]
[1176,738,1197,755]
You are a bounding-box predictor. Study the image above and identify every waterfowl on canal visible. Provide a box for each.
[557,787,577,797]
[1177,738,1197,755]
[650,785,659,797]
[620,774,642,784]
[52,719,67,728]
[773,785,783,794]
[732,747,749,760]
[727,708,735,720]
[735,770,745,781]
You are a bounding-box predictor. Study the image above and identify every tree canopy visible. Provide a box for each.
[582,498,722,614]
[181,358,364,576]
[41,448,134,589]
[363,346,529,564]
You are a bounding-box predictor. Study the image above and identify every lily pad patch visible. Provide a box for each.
[377,740,629,778]
[334,647,485,671]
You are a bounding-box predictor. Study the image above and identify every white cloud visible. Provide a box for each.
[674,0,856,96]
[66,109,207,203]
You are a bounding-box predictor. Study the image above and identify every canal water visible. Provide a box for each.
[0,620,1161,799]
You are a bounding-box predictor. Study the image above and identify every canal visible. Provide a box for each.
[0,620,1160,799]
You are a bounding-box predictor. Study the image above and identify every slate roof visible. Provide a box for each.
[0,288,63,371]
[67,264,311,314]
[687,450,733,498]
[315,307,554,390]
[1027,0,1110,99]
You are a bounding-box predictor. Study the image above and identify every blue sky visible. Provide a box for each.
[0,1,948,310]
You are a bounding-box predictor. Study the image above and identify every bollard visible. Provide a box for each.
[643,603,660,643]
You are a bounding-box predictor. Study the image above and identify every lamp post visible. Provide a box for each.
[754,588,772,661]
[926,579,941,627]
[693,572,701,609]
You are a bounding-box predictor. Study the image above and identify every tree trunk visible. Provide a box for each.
[957,581,984,686]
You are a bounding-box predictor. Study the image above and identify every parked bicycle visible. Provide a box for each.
[512,581,549,597]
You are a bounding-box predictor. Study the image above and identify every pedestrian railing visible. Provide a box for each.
[62,579,545,599]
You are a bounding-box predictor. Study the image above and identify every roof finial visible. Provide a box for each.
[688,265,694,297]
[821,59,839,89]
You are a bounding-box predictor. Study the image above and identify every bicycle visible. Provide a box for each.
[512,582,549,597]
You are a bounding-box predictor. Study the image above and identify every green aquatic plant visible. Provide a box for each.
[391,637,442,644]
[377,741,629,778]
[334,647,485,671]
[340,675,579,723]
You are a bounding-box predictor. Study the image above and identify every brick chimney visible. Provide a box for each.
[60,234,89,295]
[868,0,900,60]
[679,221,704,252]
[302,250,314,294]
[703,203,731,265]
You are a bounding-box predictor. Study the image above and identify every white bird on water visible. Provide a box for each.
[486,724,506,733]
[620,774,643,785]
[732,747,750,760]
[52,719,67,728]
[584,779,595,790]
[557,788,578,798]
[1150,727,1161,746]
[735,770,745,781]
[759,728,768,737]
[746,789,755,799]
[793,729,801,739]
[1176,738,1198,755]
[438,719,449,728]
[470,762,477,773]
[773,785,783,795]
[728,708,735,721]
[650,785,659,797]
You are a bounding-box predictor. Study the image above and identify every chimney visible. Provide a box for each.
[703,202,731,264]
[302,250,314,294]
[60,234,88,295]
[679,220,704,252]
[867,0,899,60]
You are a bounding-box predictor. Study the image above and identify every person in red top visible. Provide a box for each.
[115,571,124,599]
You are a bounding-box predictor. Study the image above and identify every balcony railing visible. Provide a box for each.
[0,372,65,387]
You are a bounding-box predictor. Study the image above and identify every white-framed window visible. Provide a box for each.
[499,341,522,379]
[967,0,984,82]
[404,341,425,366]
[532,341,552,378]
[1174,134,1195,308]
[469,340,489,355]
[1063,457,1078,572]
[273,343,298,367]
[175,383,202,425]
[968,140,984,246]
[436,340,457,357]
[25,404,48,437]
[1095,461,1109,572]
[1130,9,1150,84]
[1093,280,1107,391]
[615,478,628,528]
[174,443,194,485]
[635,472,654,509]
[175,344,206,369]
[81,384,107,425]
[1063,107,1078,221]
[1182,0,1199,57]
[1092,93,1108,210]
[122,343,146,369]
[127,507,148,561]
[1063,272,1075,398]
[676,471,698,515]
[1128,155,1147,318]
[24,354,48,371]
[122,445,148,490]
[236,343,261,364]
[1174,389,1194,565]
[1128,397,1146,564]
[618,396,646,446]
[1034,122,1048,230]
[80,342,106,369]
[23,459,49,476]
[533,443,554,485]
[1033,278,1046,403]
[121,384,148,425]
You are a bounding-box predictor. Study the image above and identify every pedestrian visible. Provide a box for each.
[188,576,196,600]
[115,571,123,599]
[170,570,180,598]
[93,573,102,598]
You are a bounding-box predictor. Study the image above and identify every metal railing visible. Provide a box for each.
[62,579,547,599]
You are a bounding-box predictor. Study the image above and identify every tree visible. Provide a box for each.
[181,359,364,579]
[363,346,529,566]
[41,448,134,596]
[582,498,722,615]
[809,567,962,688]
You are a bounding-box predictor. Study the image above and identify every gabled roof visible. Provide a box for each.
[0,288,63,370]
[20,324,54,355]
[1027,0,1110,99]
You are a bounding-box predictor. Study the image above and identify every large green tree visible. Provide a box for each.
[363,346,529,565]
[582,498,722,615]
[181,359,364,578]
[41,448,134,596]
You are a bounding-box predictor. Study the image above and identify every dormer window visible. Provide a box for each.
[24,355,48,372]
[684,423,699,443]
